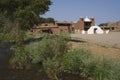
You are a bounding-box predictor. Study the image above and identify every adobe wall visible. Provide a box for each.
[51,27,60,33]
[59,26,70,33]
[74,18,84,30]
[74,17,95,31]
[90,18,95,26]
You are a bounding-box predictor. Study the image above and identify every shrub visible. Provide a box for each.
[26,33,70,63]
[25,33,70,80]
[62,48,91,73]
[83,56,120,80]
[10,45,30,69]
[62,48,120,80]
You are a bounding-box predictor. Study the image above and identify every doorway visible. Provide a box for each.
[94,28,97,34]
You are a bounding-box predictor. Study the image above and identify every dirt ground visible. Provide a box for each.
[71,42,120,58]
[71,32,120,48]
[70,32,120,59]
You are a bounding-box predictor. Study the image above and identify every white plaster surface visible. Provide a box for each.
[87,26,104,34]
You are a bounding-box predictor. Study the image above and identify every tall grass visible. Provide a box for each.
[25,33,71,80]
[62,48,91,73]
[62,48,120,80]
[85,56,120,80]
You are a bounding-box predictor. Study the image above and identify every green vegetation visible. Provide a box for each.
[98,23,108,26]
[2,31,120,80]
[0,0,52,30]
[26,34,70,80]
[62,47,120,80]
[0,1,120,80]
[0,0,52,46]
[10,45,30,69]
[40,17,55,23]
[62,48,91,73]
[10,33,70,80]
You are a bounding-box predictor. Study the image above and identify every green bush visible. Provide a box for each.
[83,56,110,80]
[83,56,120,80]
[26,33,70,63]
[62,48,120,80]
[25,33,70,80]
[0,30,26,43]
[62,48,91,73]
[25,41,44,63]
[0,33,13,42]
[10,45,30,69]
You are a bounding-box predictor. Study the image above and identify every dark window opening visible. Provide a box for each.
[42,29,53,34]
[84,22,91,31]
[45,24,48,26]
[104,28,110,30]
[84,22,91,27]
[111,27,114,30]
[57,23,71,26]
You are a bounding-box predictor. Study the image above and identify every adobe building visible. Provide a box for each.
[30,17,95,34]
[31,22,72,34]
[31,23,57,33]
[73,17,95,31]
[56,22,72,33]
[100,21,120,32]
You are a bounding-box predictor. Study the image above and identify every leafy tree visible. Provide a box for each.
[44,17,55,23]
[98,23,108,26]
[39,17,55,24]
[0,0,52,30]
[0,19,4,32]
[0,0,52,45]
[0,14,14,44]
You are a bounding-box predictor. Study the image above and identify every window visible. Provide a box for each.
[45,24,48,26]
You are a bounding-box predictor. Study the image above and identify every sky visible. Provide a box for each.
[43,0,120,25]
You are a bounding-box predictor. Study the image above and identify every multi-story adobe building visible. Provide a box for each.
[73,17,95,31]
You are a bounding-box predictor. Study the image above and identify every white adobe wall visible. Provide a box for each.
[87,26,104,34]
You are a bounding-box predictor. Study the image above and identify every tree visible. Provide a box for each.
[38,17,55,24]
[0,0,52,44]
[0,0,52,30]
[0,16,5,32]
[44,17,55,23]
[98,23,108,26]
